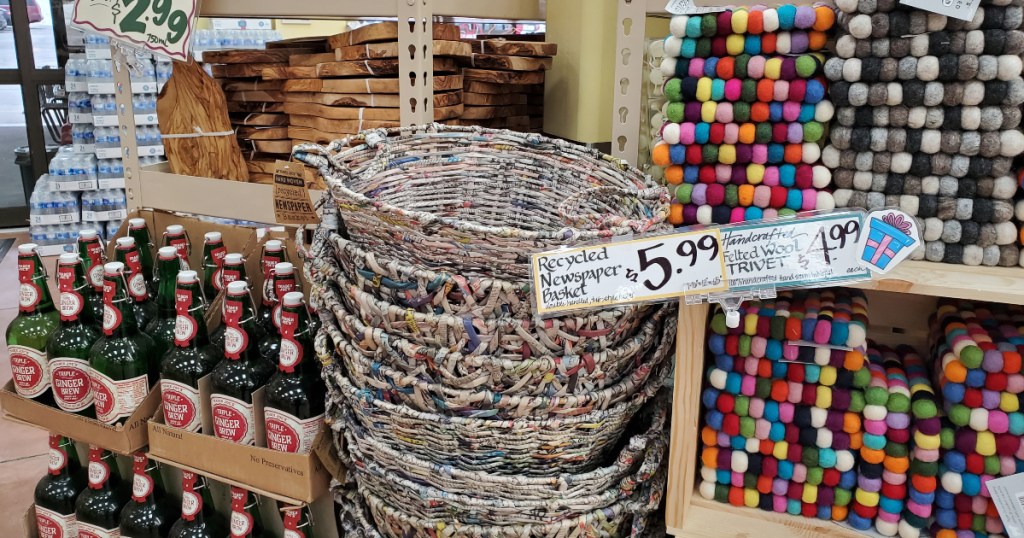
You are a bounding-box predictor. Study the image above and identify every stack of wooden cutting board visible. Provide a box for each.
[279,22,469,144]
[203,39,328,164]
[456,38,556,132]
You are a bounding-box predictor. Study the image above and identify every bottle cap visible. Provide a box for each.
[128,218,146,229]
[157,246,178,260]
[18,243,38,254]
[58,253,79,264]
[115,236,135,248]
[204,231,222,242]
[275,262,294,275]
[224,253,244,265]
[166,224,184,235]
[264,240,283,252]
[176,270,198,283]
[79,229,99,239]
[283,291,304,307]
[104,261,125,274]
[227,280,249,294]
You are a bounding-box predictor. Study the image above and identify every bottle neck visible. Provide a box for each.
[164,233,190,262]
[220,263,247,289]
[174,282,210,348]
[130,453,164,504]
[180,472,208,524]
[86,448,118,491]
[282,507,312,538]
[47,435,80,478]
[223,292,259,362]
[18,253,55,314]
[154,256,182,314]
[116,247,151,303]
[128,227,152,251]
[229,488,261,537]
[103,274,140,336]
[203,241,226,268]
[78,238,106,293]
[56,262,92,326]
[260,253,285,305]
[278,304,310,373]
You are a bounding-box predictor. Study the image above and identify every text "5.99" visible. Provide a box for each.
[626,234,721,291]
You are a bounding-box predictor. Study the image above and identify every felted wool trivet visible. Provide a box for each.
[660,120,828,145]
[660,53,826,81]
[707,367,867,413]
[824,55,1024,84]
[662,162,832,189]
[835,30,1024,60]
[708,340,872,389]
[699,464,859,501]
[658,100,835,125]
[829,125,1024,157]
[828,79,1024,108]
[899,347,940,538]
[668,7,836,39]
[821,147,1015,177]
[835,0,1021,15]
[832,189,1015,224]
[933,299,1024,372]
[710,289,870,349]
[698,476,855,521]
[701,446,860,481]
[829,170,1019,201]
[840,5,1024,40]
[653,140,824,166]
[922,241,1019,266]
[674,184,832,210]
[703,388,866,441]
[658,31,828,59]
[701,424,863,469]
[834,105,1023,132]
[661,76,828,104]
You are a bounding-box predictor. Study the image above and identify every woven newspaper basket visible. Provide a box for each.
[334,399,667,526]
[320,358,668,476]
[292,124,671,280]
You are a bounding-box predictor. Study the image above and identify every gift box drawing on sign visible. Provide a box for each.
[859,210,920,273]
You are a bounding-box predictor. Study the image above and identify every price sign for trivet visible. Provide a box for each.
[900,0,981,21]
[532,229,728,315]
[71,0,199,61]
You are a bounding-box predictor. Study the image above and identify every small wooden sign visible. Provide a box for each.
[273,161,319,225]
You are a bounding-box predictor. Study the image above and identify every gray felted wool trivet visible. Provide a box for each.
[829,188,1013,224]
[824,55,1023,83]
[836,0,1020,15]
[924,241,1018,266]
[830,126,1024,157]
[835,31,1024,60]
[841,6,1024,39]
[821,147,1014,177]
[834,105,1022,131]
[829,79,1024,108]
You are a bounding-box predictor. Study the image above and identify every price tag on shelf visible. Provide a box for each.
[32,213,81,226]
[85,47,112,60]
[92,115,119,127]
[532,229,728,315]
[71,0,199,61]
[723,213,871,293]
[72,144,97,154]
[83,209,127,222]
[69,113,93,124]
[134,114,159,126]
[987,473,1024,538]
[99,178,126,189]
[53,179,98,192]
[900,0,980,21]
[139,145,165,157]
[95,147,122,159]
[66,81,89,92]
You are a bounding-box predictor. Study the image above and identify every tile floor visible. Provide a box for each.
[0,230,52,537]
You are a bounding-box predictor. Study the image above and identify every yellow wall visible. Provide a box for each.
[274,20,349,39]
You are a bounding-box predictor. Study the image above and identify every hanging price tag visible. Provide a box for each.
[987,473,1024,538]
[532,229,728,315]
[71,0,199,61]
[273,161,320,225]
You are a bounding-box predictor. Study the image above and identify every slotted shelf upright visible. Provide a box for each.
[113,0,544,223]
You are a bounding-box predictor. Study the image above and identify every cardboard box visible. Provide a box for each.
[1,379,159,455]
[147,376,334,504]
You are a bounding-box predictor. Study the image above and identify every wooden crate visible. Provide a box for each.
[664,260,1024,537]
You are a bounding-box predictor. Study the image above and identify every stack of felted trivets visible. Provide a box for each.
[899,347,942,538]
[929,299,1024,537]
[650,5,837,226]
[698,288,871,522]
[848,345,913,536]
[295,125,675,537]
[825,0,1024,266]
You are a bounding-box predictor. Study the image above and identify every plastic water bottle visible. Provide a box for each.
[110,159,124,179]
[156,62,172,85]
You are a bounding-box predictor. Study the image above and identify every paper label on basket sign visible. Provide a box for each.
[76,521,119,538]
[986,473,1024,538]
[50,357,94,412]
[531,229,728,315]
[665,0,728,14]
[273,160,319,225]
[9,345,50,398]
[211,394,255,445]
[900,0,980,21]
[35,504,77,538]
[161,379,202,432]
[264,408,322,454]
[90,371,149,424]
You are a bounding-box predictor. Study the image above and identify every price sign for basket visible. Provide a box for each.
[532,229,728,315]
[71,0,199,61]
[724,212,871,293]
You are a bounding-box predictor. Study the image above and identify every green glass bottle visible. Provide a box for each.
[77,229,106,327]
[258,262,297,366]
[168,471,227,538]
[254,241,286,345]
[228,487,264,538]
[118,452,176,537]
[89,262,158,426]
[146,246,185,361]
[209,252,248,350]
[264,292,325,455]
[75,445,129,538]
[162,225,191,270]
[34,434,87,538]
[126,218,155,289]
[282,505,316,538]
[201,231,227,303]
[114,237,157,331]
[47,253,100,417]
[7,243,59,406]
[160,270,219,433]
[210,281,274,446]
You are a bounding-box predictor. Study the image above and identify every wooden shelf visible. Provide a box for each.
[670,493,868,538]
[850,260,1024,306]
[198,0,544,20]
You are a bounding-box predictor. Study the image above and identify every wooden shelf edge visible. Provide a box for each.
[198,0,544,20]
[668,494,868,538]
[848,260,1024,305]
